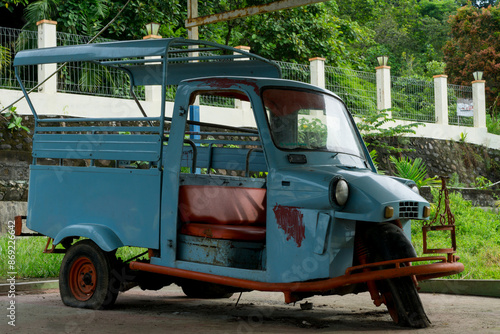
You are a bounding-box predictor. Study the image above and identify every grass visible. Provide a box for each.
[0,237,146,279]
[2,190,499,280]
[411,188,500,280]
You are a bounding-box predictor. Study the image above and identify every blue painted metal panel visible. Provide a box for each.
[35,126,161,133]
[27,166,161,249]
[13,39,175,66]
[32,134,161,162]
[53,224,124,252]
[177,234,264,270]
[126,61,281,86]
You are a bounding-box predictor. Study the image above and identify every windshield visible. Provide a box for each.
[263,88,365,158]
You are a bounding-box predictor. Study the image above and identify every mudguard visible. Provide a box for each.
[358,222,417,262]
[53,224,124,252]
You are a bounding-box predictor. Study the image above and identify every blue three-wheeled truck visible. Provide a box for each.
[13,38,463,328]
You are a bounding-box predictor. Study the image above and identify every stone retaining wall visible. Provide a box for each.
[367,136,500,188]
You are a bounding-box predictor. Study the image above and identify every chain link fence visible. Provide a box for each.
[448,84,474,127]
[276,61,310,83]
[1,26,475,126]
[0,27,38,91]
[56,31,143,99]
[391,76,435,122]
[325,66,377,117]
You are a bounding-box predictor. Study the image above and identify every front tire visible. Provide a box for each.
[357,222,431,328]
[59,239,120,309]
[378,273,430,328]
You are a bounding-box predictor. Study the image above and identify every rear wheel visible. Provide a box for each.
[59,239,120,309]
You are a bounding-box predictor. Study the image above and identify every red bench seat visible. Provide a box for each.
[178,185,266,242]
[180,223,266,242]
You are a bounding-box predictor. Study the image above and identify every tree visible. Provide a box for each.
[470,0,498,8]
[443,4,500,114]
[22,0,185,40]
[235,2,374,67]
[1,0,27,11]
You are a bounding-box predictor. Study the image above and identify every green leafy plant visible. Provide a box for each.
[470,176,493,190]
[448,172,466,188]
[459,131,468,143]
[389,155,439,188]
[357,110,423,153]
[1,105,30,132]
[0,45,11,72]
[298,117,327,148]
[369,149,385,174]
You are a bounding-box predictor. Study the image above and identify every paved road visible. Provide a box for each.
[1,285,500,333]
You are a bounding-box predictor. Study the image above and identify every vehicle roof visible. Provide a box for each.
[13,38,281,86]
[185,76,343,102]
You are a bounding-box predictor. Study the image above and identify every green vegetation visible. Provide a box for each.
[298,117,327,148]
[443,4,500,113]
[0,104,30,132]
[4,1,500,127]
[357,110,422,153]
[389,156,439,188]
[0,236,146,279]
[412,189,500,280]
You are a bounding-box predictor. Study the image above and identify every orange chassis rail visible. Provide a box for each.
[130,256,463,303]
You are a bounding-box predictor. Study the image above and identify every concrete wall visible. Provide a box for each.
[3,88,497,149]
[1,89,257,128]
[0,201,26,234]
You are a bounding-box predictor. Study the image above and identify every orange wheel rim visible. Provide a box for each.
[69,256,97,301]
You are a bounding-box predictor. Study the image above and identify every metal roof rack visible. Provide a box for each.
[14,38,281,86]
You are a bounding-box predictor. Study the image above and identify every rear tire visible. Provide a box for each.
[59,239,120,309]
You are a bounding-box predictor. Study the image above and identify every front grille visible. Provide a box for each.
[399,201,419,218]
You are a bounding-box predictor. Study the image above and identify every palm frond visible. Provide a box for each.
[389,156,439,188]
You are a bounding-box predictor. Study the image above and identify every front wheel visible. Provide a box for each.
[378,275,430,328]
[59,239,120,309]
[357,222,431,328]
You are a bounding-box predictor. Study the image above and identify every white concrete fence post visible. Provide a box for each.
[36,20,57,94]
[309,57,326,118]
[472,79,487,128]
[309,57,326,89]
[433,75,449,126]
[143,34,162,103]
[375,64,391,117]
[234,46,252,115]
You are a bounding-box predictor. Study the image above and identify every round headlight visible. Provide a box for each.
[331,177,349,207]
[410,184,419,195]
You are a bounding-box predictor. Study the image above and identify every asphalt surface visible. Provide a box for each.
[1,285,500,333]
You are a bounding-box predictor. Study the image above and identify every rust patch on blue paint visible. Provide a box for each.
[272,204,305,247]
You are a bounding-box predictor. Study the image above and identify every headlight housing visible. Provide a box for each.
[410,184,419,195]
[330,176,349,207]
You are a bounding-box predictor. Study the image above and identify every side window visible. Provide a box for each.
[179,90,267,178]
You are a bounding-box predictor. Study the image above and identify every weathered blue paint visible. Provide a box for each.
[53,224,124,252]
[27,166,161,249]
[15,39,432,288]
